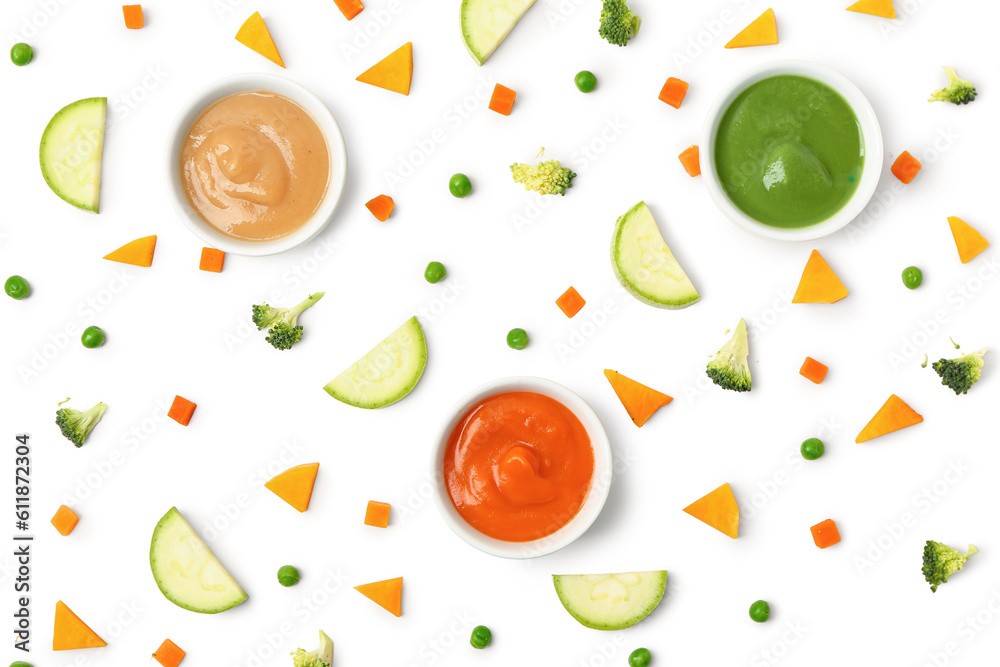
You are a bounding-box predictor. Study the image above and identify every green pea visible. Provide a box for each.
[749,599,771,623]
[425,261,447,284]
[5,275,30,300]
[449,173,472,198]
[628,648,651,667]
[10,662,34,667]
[81,326,105,349]
[470,625,491,649]
[902,266,923,290]
[800,438,824,461]
[574,70,597,93]
[506,328,529,350]
[10,43,33,66]
[277,565,300,587]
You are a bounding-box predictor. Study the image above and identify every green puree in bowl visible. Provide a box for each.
[714,75,864,228]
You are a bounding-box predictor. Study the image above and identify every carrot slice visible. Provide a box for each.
[555,287,586,318]
[725,8,778,48]
[364,500,391,528]
[355,577,403,617]
[334,0,364,20]
[153,639,186,667]
[810,519,841,548]
[658,77,689,109]
[235,12,285,68]
[366,195,395,221]
[799,357,829,384]
[488,84,517,116]
[947,216,989,264]
[265,463,320,513]
[103,235,156,267]
[199,247,225,273]
[890,151,922,184]
[167,395,196,426]
[793,250,849,304]
[50,505,80,536]
[855,394,923,443]
[678,145,701,177]
[356,43,413,96]
[122,5,144,29]
[53,601,106,650]
[846,0,896,19]
[604,369,672,428]
[683,483,739,539]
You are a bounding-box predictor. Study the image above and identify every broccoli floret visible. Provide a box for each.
[928,66,977,105]
[706,318,752,392]
[599,0,641,47]
[922,541,977,592]
[252,292,325,351]
[291,630,333,667]
[931,347,986,395]
[55,399,108,447]
[510,159,576,196]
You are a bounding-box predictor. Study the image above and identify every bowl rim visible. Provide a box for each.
[700,59,884,243]
[431,376,613,559]
[163,72,348,256]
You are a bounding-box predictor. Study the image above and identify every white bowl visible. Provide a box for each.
[431,377,613,559]
[164,73,348,256]
[700,59,883,242]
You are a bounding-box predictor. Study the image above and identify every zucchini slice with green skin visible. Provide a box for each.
[553,571,667,630]
[39,97,107,213]
[324,316,427,409]
[461,0,537,66]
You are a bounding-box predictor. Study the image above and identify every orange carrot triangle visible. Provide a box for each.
[856,394,923,443]
[947,217,989,264]
[103,235,156,267]
[793,250,849,304]
[725,8,778,48]
[357,43,413,96]
[235,12,285,67]
[265,463,319,512]
[53,601,107,651]
[604,369,672,428]
[846,0,896,19]
[683,483,739,539]
[355,577,403,617]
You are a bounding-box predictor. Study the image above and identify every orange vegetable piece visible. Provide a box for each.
[683,483,739,539]
[678,145,701,177]
[658,77,689,109]
[153,639,186,667]
[556,287,586,318]
[792,250,849,304]
[334,0,365,20]
[725,8,778,48]
[366,194,395,221]
[199,247,225,273]
[265,463,320,513]
[810,519,841,549]
[488,84,517,116]
[103,235,156,267]
[856,394,923,443]
[604,369,672,428]
[846,0,896,19]
[51,505,79,536]
[53,601,106,650]
[235,12,285,68]
[947,216,989,264]
[355,576,403,617]
[799,357,829,384]
[890,151,922,184]
[356,43,413,96]
[122,5,144,29]
[167,395,196,426]
[365,500,391,528]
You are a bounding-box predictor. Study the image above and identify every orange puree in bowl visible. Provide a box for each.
[444,391,595,542]
[180,91,330,242]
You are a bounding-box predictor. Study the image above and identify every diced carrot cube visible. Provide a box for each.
[366,195,394,221]
[168,396,197,426]
[811,519,841,549]
[489,84,517,116]
[364,500,391,528]
[122,4,144,29]
[333,0,364,20]
[678,145,701,177]
[799,356,829,384]
[658,77,689,109]
[199,248,225,273]
[50,505,79,536]
[153,638,186,667]
[891,151,922,184]
[555,287,586,318]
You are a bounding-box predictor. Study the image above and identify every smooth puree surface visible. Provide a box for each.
[444,391,595,543]
[180,91,329,242]
[714,75,864,228]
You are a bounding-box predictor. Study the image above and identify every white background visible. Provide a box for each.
[3,0,1000,666]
